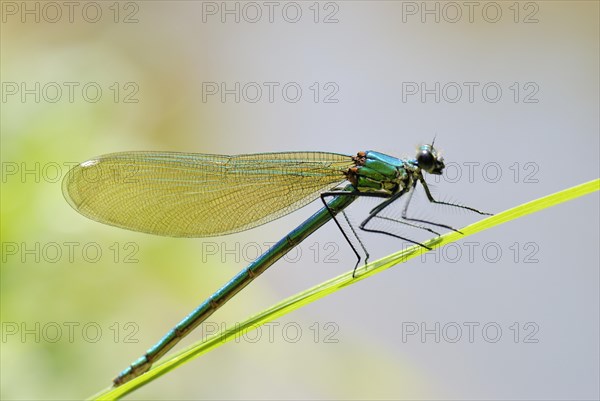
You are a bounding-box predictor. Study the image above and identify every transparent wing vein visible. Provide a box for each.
[63,151,353,237]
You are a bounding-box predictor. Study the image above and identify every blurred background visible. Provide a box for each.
[1,1,598,400]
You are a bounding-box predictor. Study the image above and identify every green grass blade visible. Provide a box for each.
[91,178,599,400]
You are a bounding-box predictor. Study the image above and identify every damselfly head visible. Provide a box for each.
[416,144,445,175]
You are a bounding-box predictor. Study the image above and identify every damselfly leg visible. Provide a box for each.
[320,173,492,277]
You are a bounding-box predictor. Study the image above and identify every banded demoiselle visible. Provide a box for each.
[62,143,491,386]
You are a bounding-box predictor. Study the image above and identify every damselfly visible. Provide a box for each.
[62,143,491,386]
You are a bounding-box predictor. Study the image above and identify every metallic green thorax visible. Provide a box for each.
[346,145,445,195]
[346,151,415,195]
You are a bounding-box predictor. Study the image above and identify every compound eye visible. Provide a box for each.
[417,150,434,171]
